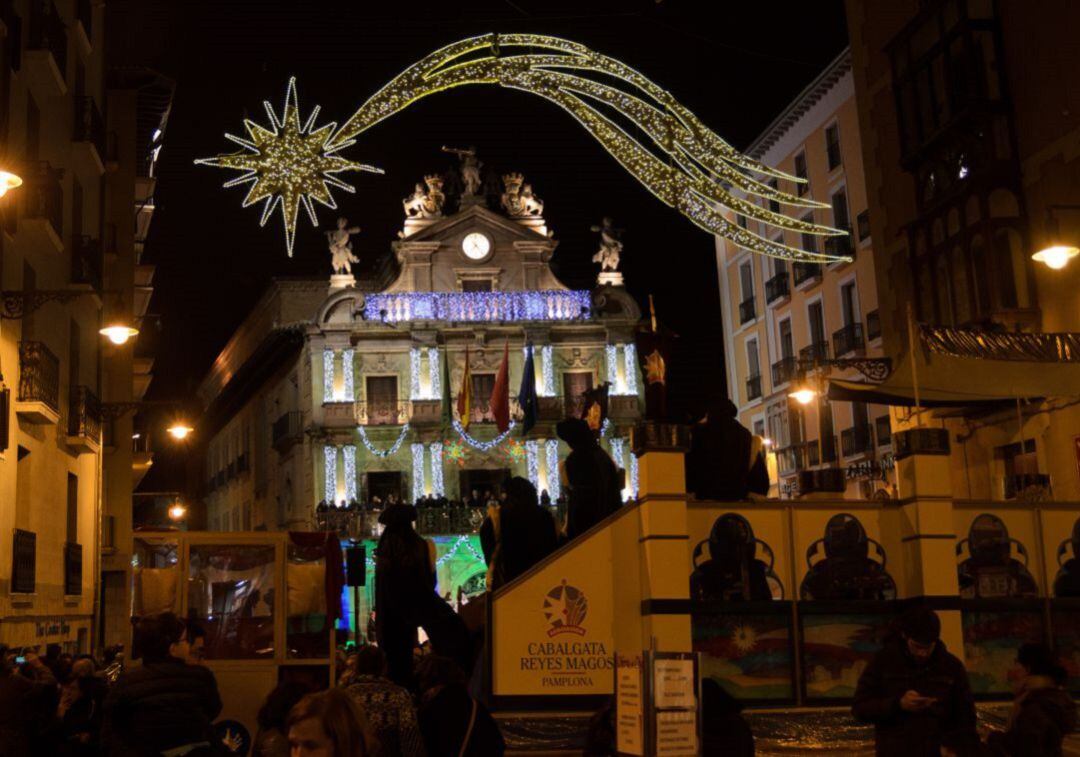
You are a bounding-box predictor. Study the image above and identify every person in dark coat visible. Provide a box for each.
[556,418,623,540]
[375,505,473,687]
[852,606,976,757]
[416,655,504,757]
[488,477,559,590]
[59,657,106,756]
[987,643,1077,757]
[101,612,223,757]
[0,649,57,757]
[702,678,754,756]
[687,398,768,501]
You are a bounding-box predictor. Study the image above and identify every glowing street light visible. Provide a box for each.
[0,170,22,198]
[168,501,187,521]
[1032,206,1080,270]
[788,386,817,406]
[167,423,194,441]
[99,323,140,345]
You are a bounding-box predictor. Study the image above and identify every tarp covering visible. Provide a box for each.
[828,326,1080,407]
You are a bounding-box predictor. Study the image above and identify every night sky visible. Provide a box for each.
[118,0,848,489]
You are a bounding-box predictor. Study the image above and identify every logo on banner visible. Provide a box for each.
[543,579,588,637]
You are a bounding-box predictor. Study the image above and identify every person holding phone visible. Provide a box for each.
[0,648,58,756]
[852,606,977,756]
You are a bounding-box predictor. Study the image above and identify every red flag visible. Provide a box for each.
[457,345,472,431]
[491,340,511,433]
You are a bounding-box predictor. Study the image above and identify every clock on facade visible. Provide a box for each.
[461,232,491,260]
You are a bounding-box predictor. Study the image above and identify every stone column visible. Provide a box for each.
[894,427,964,657]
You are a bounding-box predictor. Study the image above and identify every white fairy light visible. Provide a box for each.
[452,418,516,452]
[606,345,620,394]
[541,345,555,397]
[323,445,337,504]
[428,347,441,399]
[342,349,355,401]
[429,442,444,496]
[545,439,561,501]
[322,350,335,403]
[623,343,639,396]
[628,450,639,500]
[357,424,410,458]
[526,440,540,492]
[343,445,357,502]
[409,348,422,400]
[411,443,426,501]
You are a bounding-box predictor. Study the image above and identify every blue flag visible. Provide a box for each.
[518,343,539,434]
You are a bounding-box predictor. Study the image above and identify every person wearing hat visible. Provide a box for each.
[555,418,624,540]
[852,606,976,756]
[686,396,769,502]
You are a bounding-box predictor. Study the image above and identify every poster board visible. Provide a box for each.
[616,650,700,756]
[615,654,645,755]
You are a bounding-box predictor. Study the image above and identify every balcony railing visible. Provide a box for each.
[833,322,866,357]
[825,228,853,259]
[799,341,830,366]
[764,272,790,304]
[841,425,874,457]
[792,262,822,286]
[72,235,103,292]
[18,341,60,413]
[771,356,798,387]
[738,296,756,325]
[867,309,882,341]
[68,386,102,442]
[21,162,63,234]
[364,290,592,324]
[73,96,106,158]
[64,542,83,596]
[746,374,762,402]
[272,410,304,451]
[875,416,892,447]
[12,529,36,594]
[28,1,66,75]
[356,400,409,426]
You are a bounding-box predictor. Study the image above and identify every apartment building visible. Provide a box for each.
[716,50,893,498]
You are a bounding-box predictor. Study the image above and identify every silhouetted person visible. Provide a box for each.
[343,646,424,757]
[687,398,768,501]
[852,606,975,756]
[416,656,504,757]
[1053,519,1080,597]
[556,418,623,539]
[488,477,559,590]
[702,678,754,756]
[987,643,1076,757]
[254,681,312,757]
[0,649,56,757]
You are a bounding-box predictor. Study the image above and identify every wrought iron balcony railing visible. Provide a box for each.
[825,228,853,259]
[866,309,882,341]
[771,356,798,387]
[72,235,103,292]
[746,374,762,402]
[799,341,830,366]
[64,542,83,596]
[764,272,790,304]
[364,290,592,324]
[73,96,106,158]
[841,425,874,457]
[28,1,66,75]
[738,296,756,325]
[272,410,304,451]
[18,341,60,413]
[356,400,409,426]
[792,262,822,286]
[21,161,63,234]
[68,385,102,442]
[833,322,866,357]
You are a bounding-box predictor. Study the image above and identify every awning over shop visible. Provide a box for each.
[828,325,1080,407]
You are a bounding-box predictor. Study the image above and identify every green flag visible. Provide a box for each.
[440,345,453,429]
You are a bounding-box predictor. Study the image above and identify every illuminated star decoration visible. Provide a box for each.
[196,77,383,256]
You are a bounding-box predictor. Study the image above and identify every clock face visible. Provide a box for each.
[461,232,491,260]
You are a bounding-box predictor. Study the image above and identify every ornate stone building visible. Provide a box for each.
[197,169,643,533]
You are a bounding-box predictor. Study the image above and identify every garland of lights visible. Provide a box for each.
[452,418,516,451]
[343,445,357,502]
[429,442,444,496]
[323,350,335,402]
[428,348,441,399]
[623,343,639,395]
[544,438,561,500]
[605,345,619,393]
[364,534,486,570]
[541,345,555,396]
[342,349,355,401]
[365,290,591,324]
[323,445,337,503]
[411,443,426,501]
[198,35,848,262]
[526,440,540,492]
[409,348,422,400]
[357,423,411,458]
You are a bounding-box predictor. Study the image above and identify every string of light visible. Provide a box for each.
[452,418,516,451]
[357,424,411,458]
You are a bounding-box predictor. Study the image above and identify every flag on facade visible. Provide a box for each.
[491,340,511,434]
[518,343,538,435]
[581,381,611,434]
[457,344,472,431]
[440,345,453,428]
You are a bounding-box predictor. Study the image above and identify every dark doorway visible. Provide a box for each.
[366,471,404,503]
[459,469,511,502]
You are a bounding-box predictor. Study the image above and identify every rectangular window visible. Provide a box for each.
[808,301,826,346]
[365,376,399,424]
[852,401,871,430]
[753,419,765,437]
[857,209,871,241]
[739,261,753,300]
[800,214,818,255]
[779,319,793,359]
[746,339,760,378]
[825,123,842,170]
[794,152,808,196]
[737,215,748,230]
[66,473,78,544]
[831,188,850,231]
[562,372,593,419]
[841,281,858,326]
[772,257,787,277]
[461,279,492,293]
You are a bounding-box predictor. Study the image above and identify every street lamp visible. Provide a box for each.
[168,501,187,521]
[167,423,194,441]
[788,386,817,405]
[1032,205,1080,270]
[0,169,22,198]
[99,323,140,345]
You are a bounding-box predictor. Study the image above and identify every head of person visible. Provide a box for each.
[287,688,377,757]
[556,418,596,451]
[71,657,95,679]
[257,680,312,733]
[133,612,190,664]
[353,645,387,678]
[705,397,739,424]
[505,476,539,509]
[186,620,207,664]
[898,606,940,664]
[415,654,467,697]
[1010,642,1067,690]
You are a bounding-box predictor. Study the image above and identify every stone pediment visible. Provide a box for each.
[397,203,552,245]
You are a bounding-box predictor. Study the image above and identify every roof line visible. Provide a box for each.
[745,47,852,161]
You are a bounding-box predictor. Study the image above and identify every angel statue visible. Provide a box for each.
[326,217,361,275]
[442,145,482,196]
[591,217,624,272]
[402,183,427,217]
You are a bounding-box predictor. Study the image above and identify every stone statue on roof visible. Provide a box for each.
[591,217,624,273]
[327,217,361,275]
[442,145,482,197]
[403,175,445,219]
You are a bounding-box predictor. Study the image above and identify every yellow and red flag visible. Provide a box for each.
[457,344,472,431]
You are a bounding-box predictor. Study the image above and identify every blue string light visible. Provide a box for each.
[364,290,592,324]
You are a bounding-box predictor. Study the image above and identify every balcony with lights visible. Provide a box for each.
[363,290,592,324]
